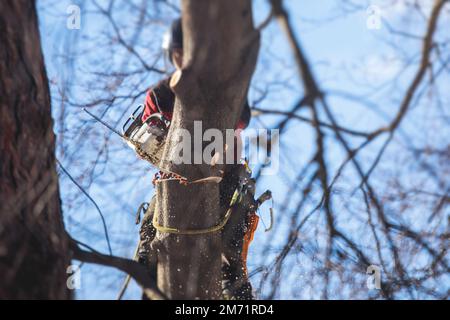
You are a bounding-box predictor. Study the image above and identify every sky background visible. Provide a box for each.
[36,0,449,299]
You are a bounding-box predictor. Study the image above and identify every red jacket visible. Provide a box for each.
[143,77,251,130]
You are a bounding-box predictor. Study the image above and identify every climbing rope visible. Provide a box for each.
[149,172,273,235]
[150,162,273,235]
[151,184,243,235]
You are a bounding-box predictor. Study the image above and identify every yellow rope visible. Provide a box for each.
[152,188,241,235]
[151,160,257,235]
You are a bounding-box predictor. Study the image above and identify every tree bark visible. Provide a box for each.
[154,0,260,299]
[0,0,71,299]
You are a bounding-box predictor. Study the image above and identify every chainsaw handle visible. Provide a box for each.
[122,104,144,135]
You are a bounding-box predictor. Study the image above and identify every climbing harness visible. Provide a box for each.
[150,162,272,236]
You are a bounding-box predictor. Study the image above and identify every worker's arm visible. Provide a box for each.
[142,78,175,122]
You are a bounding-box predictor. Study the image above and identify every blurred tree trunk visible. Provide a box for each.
[155,0,259,299]
[0,0,71,299]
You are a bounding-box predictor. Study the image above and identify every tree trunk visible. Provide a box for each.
[155,0,260,299]
[0,0,71,299]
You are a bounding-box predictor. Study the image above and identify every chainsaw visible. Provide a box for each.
[83,105,170,168]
